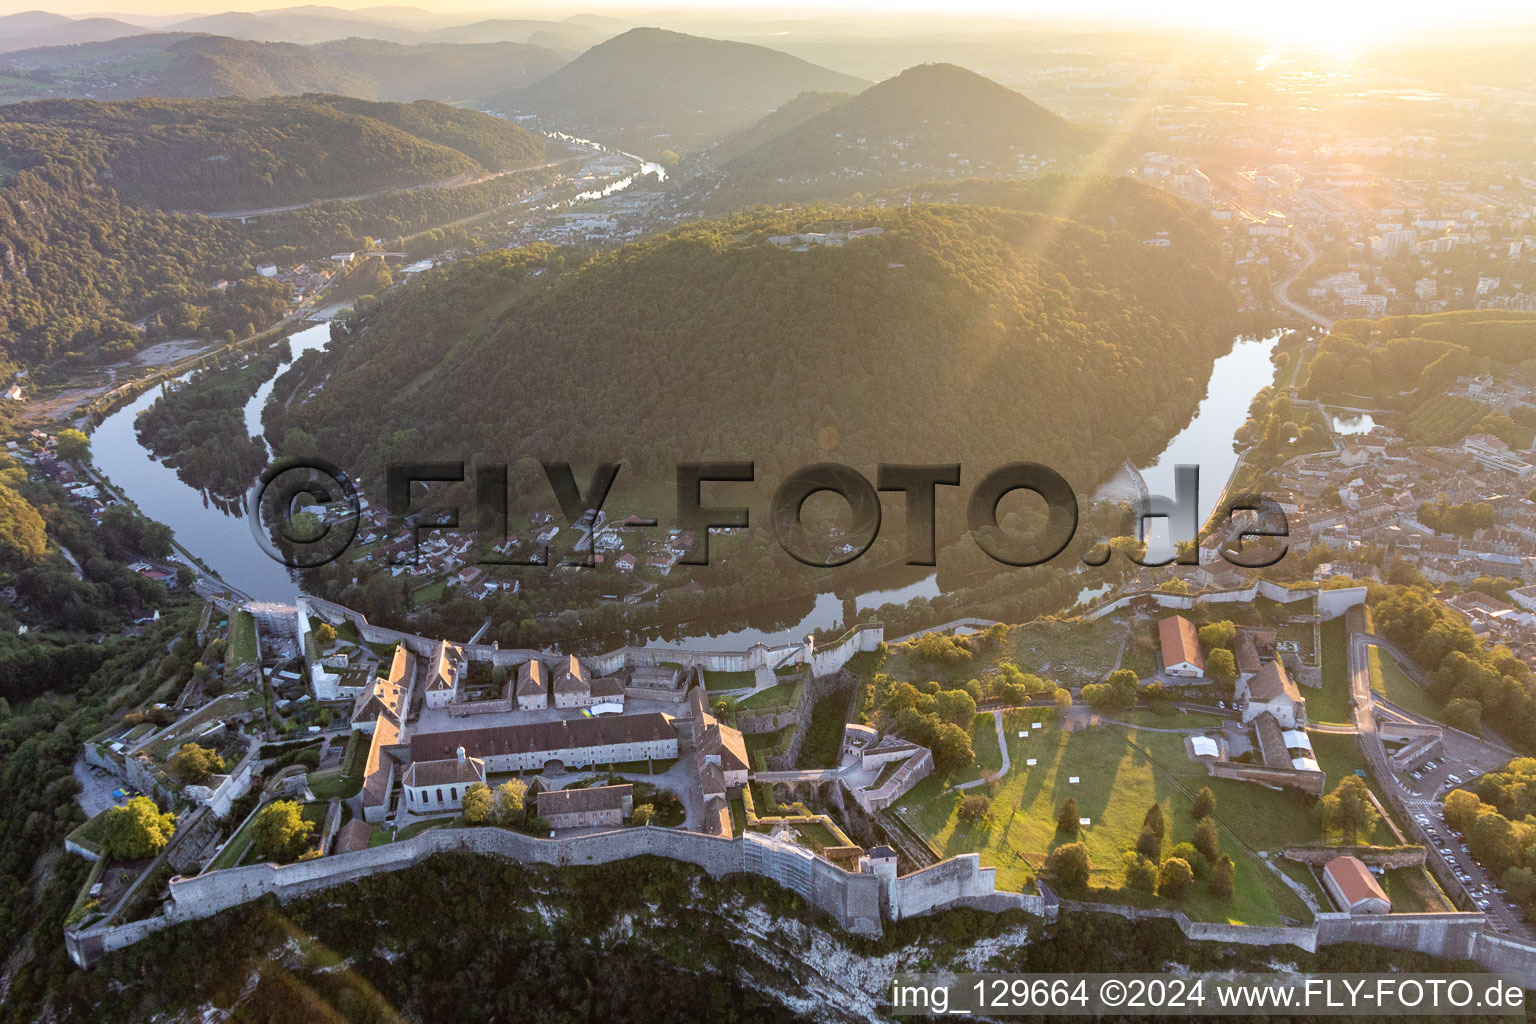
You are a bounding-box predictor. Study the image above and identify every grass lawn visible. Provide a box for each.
[750,818,842,854]
[739,680,802,710]
[308,767,361,801]
[1382,866,1451,913]
[1275,856,1332,908]
[704,670,756,691]
[1367,645,1442,720]
[1309,617,1354,725]
[972,713,1002,773]
[887,618,1129,690]
[207,815,259,872]
[339,730,368,779]
[798,690,855,769]
[745,727,793,770]
[1306,732,1400,846]
[227,610,258,668]
[1113,708,1226,730]
[894,713,1313,924]
[411,582,446,606]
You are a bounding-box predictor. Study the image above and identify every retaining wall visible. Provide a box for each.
[1282,846,1425,868]
[1085,583,1366,622]
[299,596,882,681]
[1207,760,1328,796]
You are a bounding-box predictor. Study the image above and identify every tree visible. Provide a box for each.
[1444,697,1482,736]
[1124,853,1158,893]
[1206,648,1238,687]
[632,803,654,825]
[1192,786,1216,820]
[1194,816,1220,864]
[933,688,977,729]
[1046,842,1090,892]
[1136,825,1162,862]
[0,485,46,567]
[168,742,225,785]
[250,800,315,863]
[313,623,338,646]
[1057,796,1080,835]
[1210,854,1236,901]
[1443,789,1483,834]
[1167,841,1206,875]
[55,428,91,462]
[1143,802,1166,839]
[958,794,990,823]
[1053,688,1073,709]
[494,778,528,822]
[461,781,492,824]
[101,797,176,860]
[1198,620,1236,652]
[1318,775,1380,845]
[1157,857,1194,899]
[930,721,974,777]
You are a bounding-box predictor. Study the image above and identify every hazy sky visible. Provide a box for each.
[15,0,1536,48]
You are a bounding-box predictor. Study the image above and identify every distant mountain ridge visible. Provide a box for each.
[485,27,869,154]
[0,32,565,103]
[0,10,147,52]
[716,63,1096,199]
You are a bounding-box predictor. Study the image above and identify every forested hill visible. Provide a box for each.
[0,95,546,211]
[707,64,1098,207]
[710,90,856,164]
[485,27,869,154]
[271,182,1235,499]
[0,33,567,105]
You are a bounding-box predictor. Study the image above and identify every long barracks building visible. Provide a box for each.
[410,712,678,773]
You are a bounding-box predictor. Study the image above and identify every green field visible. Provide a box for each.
[738,680,802,710]
[1381,866,1451,913]
[704,670,756,691]
[227,610,258,669]
[893,712,1314,924]
[886,618,1129,689]
[1367,645,1442,720]
[307,767,361,800]
[1310,618,1354,725]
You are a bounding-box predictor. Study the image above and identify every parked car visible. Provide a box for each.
[1411,771,1423,780]
[111,789,126,800]
[1448,774,1464,784]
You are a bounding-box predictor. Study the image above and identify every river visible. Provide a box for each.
[88,312,1282,640]
[91,319,336,603]
[1130,329,1285,559]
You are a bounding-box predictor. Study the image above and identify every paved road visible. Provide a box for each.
[1272,234,1335,329]
[1349,631,1533,937]
[178,158,578,220]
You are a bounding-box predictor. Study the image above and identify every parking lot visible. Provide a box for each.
[1407,793,1531,938]
[1396,729,1511,799]
[73,758,122,818]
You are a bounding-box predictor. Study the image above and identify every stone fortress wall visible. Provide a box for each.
[299,595,883,683]
[67,815,1536,987]
[1083,581,1367,622]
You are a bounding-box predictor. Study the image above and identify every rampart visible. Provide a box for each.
[1084,582,1366,622]
[299,595,882,681]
